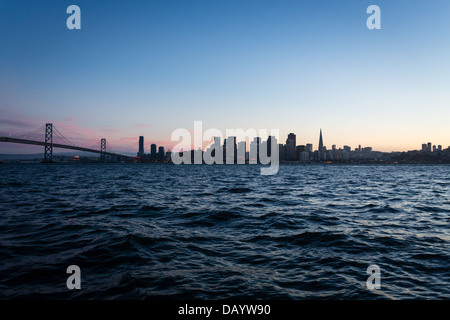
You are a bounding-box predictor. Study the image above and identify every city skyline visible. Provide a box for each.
[1,0,450,305]
[1,1,450,154]
[123,129,448,157]
[0,122,448,158]
[135,127,450,165]
[136,128,448,161]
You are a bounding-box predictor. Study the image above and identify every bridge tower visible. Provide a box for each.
[43,123,53,163]
[100,138,106,162]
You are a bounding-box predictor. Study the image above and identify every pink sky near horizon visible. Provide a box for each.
[1,111,448,155]
[1,104,448,155]
[0,109,175,154]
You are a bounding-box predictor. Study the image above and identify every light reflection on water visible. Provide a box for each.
[0,163,449,299]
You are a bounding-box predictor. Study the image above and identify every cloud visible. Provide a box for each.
[0,107,42,130]
[133,123,151,129]
[0,110,173,154]
[0,118,35,128]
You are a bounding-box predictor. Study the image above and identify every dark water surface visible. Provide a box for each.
[0,163,449,299]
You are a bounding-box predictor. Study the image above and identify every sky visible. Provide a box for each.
[0,0,449,154]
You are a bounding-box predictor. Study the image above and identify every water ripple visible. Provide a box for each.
[0,163,449,299]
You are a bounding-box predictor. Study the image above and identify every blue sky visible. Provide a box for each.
[1,0,449,153]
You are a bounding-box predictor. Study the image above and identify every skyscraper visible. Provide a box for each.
[267,136,277,157]
[318,129,324,160]
[237,141,246,164]
[250,137,260,163]
[224,136,237,164]
[279,144,286,161]
[286,133,296,160]
[151,144,157,158]
[138,136,144,157]
[158,146,165,160]
[318,129,323,151]
[287,133,296,147]
[306,143,313,161]
[211,137,221,159]
[332,144,337,160]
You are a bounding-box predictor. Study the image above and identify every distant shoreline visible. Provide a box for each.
[1,161,449,165]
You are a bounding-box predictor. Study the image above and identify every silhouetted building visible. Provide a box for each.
[331,144,337,160]
[237,141,246,163]
[212,137,221,158]
[158,146,165,160]
[267,136,276,157]
[318,129,324,160]
[313,150,319,160]
[279,144,286,161]
[299,151,309,162]
[224,136,237,163]
[296,145,306,160]
[286,133,296,160]
[138,136,144,157]
[250,137,260,163]
[205,137,221,160]
[151,144,157,158]
[318,129,323,151]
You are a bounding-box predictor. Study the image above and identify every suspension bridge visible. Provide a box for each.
[0,123,134,163]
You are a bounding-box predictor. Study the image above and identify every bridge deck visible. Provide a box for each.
[0,137,133,159]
